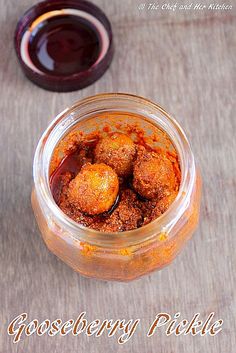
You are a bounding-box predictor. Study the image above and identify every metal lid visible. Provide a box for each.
[14,0,114,92]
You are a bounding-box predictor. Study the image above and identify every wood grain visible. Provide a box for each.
[0,0,235,352]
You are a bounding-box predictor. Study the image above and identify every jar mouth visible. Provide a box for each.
[33,93,196,247]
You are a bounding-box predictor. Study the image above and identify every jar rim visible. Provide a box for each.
[33,93,196,247]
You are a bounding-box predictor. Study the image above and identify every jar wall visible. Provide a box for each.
[31,170,201,281]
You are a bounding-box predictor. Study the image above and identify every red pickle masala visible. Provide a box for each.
[49,123,181,232]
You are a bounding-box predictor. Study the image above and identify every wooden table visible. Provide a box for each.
[1,0,235,351]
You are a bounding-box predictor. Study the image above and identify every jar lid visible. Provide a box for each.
[14,0,114,92]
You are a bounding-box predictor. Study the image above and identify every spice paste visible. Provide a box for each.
[50,124,180,232]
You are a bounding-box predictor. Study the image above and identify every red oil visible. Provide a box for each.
[29,15,101,76]
[50,150,82,203]
[50,139,98,203]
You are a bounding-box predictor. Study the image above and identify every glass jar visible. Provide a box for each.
[32,93,201,281]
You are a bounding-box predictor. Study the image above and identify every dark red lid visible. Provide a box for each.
[14,0,114,92]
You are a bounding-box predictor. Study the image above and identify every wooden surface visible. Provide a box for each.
[0,1,235,352]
